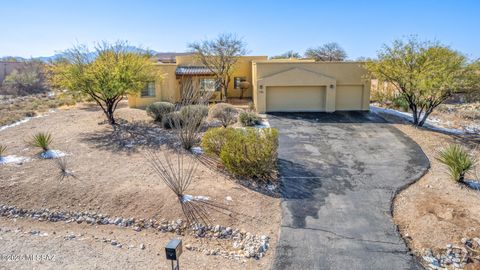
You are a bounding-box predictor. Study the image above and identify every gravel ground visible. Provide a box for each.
[0,102,281,269]
[0,218,273,270]
[377,111,480,269]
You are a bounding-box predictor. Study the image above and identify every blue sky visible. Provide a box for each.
[1,0,479,59]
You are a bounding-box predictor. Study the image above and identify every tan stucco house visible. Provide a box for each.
[128,55,370,113]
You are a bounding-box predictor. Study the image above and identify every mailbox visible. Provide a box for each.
[165,239,182,261]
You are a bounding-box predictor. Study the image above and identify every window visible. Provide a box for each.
[199,78,217,92]
[234,77,247,89]
[141,81,156,97]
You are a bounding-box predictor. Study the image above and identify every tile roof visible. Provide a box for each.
[175,66,215,76]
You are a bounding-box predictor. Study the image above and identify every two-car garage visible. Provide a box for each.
[252,61,370,113]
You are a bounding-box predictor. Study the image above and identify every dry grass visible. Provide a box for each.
[0,93,76,126]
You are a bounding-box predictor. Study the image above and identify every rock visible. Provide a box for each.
[140,243,145,250]
[428,264,442,270]
[111,240,117,246]
[133,226,141,232]
[114,218,122,225]
[185,244,192,251]
[65,234,76,240]
[461,237,469,244]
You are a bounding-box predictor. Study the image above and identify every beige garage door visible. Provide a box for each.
[335,85,364,110]
[266,86,326,112]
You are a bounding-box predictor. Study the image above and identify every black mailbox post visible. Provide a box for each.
[165,239,182,270]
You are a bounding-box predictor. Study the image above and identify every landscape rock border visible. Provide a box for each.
[0,204,270,260]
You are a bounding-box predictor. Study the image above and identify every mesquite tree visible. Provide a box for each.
[188,33,247,101]
[305,42,347,61]
[271,50,302,59]
[366,37,479,126]
[48,41,157,125]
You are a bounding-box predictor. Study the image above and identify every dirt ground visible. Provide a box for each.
[379,112,480,256]
[0,102,281,269]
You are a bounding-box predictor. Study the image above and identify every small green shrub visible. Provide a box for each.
[179,105,208,129]
[392,96,409,111]
[436,144,476,182]
[0,144,7,157]
[209,103,238,127]
[31,132,53,151]
[219,128,278,179]
[146,102,175,122]
[239,111,262,127]
[180,104,209,119]
[162,111,183,129]
[201,127,235,156]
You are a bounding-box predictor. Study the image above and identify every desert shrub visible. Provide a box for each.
[436,144,476,182]
[162,111,182,129]
[209,103,238,127]
[248,102,255,112]
[219,128,278,179]
[146,102,175,122]
[201,127,235,156]
[180,104,209,119]
[169,105,208,150]
[392,96,409,111]
[0,144,6,157]
[179,104,208,130]
[30,132,53,151]
[436,104,450,113]
[458,109,480,120]
[239,111,262,126]
[1,61,46,96]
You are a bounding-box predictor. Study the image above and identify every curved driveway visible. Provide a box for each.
[269,112,429,270]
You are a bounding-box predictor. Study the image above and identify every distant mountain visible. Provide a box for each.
[1,47,174,63]
[152,52,192,63]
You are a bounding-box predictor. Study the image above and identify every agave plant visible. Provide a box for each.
[0,144,7,158]
[436,144,476,182]
[31,132,53,152]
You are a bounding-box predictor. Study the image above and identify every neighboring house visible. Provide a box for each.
[128,55,371,113]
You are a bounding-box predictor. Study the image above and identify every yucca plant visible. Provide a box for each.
[31,132,53,152]
[144,150,229,226]
[55,156,76,181]
[0,144,7,158]
[436,144,476,182]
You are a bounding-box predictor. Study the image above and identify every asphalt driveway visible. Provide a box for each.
[269,111,430,270]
